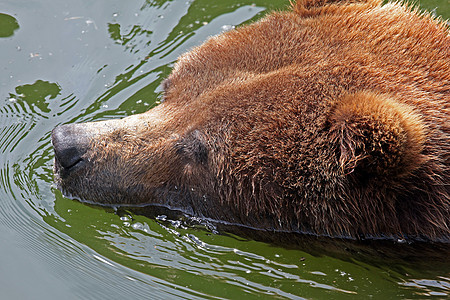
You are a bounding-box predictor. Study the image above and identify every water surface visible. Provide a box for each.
[0,0,449,298]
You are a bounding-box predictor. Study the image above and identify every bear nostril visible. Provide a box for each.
[52,124,90,170]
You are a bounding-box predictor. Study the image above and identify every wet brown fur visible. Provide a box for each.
[54,0,449,241]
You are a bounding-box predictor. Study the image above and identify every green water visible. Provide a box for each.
[0,0,448,298]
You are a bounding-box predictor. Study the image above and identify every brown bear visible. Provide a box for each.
[52,0,449,242]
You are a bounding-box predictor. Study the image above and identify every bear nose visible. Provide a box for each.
[52,124,90,170]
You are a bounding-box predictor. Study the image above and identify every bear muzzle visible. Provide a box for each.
[52,123,91,175]
[51,115,190,206]
[52,120,117,178]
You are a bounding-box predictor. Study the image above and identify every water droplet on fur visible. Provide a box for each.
[221,25,235,32]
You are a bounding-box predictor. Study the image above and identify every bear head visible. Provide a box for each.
[52,0,450,242]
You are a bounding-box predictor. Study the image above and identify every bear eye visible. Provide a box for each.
[175,130,208,165]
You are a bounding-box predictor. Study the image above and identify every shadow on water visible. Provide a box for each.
[47,198,450,298]
[127,205,450,270]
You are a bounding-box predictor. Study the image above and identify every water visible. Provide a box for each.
[1,0,449,298]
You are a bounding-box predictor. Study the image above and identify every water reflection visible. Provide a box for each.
[50,196,360,297]
[10,80,60,116]
[401,278,450,297]
[0,13,19,38]
[108,23,153,52]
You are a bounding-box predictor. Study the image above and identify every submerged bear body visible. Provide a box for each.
[52,0,449,242]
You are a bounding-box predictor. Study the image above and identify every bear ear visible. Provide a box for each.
[294,0,381,15]
[328,91,427,179]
